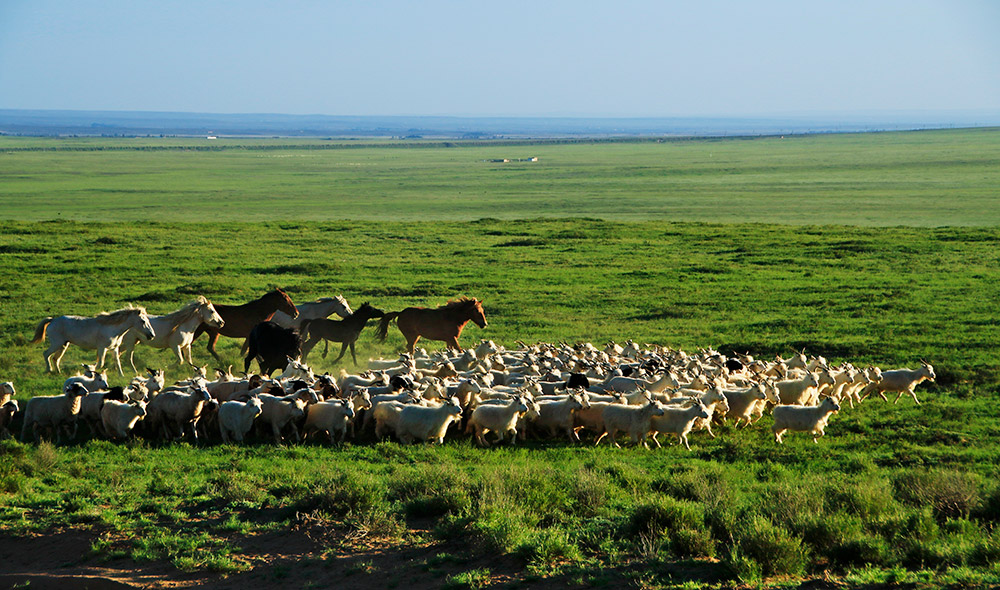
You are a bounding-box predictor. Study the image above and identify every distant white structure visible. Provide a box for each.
[207,136,218,140]
[482,156,538,163]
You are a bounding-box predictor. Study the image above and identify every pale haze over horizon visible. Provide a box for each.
[1,0,998,119]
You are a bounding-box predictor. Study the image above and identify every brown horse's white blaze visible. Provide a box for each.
[375,297,487,353]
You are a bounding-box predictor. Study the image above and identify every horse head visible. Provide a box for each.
[359,302,386,319]
[468,298,488,329]
[134,308,156,340]
[199,300,225,329]
[272,288,299,319]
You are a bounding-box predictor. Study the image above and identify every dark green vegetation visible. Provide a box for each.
[1,130,1000,588]
[1,128,999,225]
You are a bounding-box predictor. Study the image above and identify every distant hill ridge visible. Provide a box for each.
[1,108,997,138]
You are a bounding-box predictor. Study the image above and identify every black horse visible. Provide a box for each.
[299,302,385,364]
[245,321,301,376]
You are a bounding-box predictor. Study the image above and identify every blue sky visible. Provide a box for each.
[1,1,998,117]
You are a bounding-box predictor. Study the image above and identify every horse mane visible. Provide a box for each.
[162,297,211,336]
[94,305,146,325]
[442,296,477,311]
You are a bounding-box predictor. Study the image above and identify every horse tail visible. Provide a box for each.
[375,312,400,342]
[31,317,53,344]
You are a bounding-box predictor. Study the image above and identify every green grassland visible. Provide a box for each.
[1,128,999,225]
[1,130,1000,588]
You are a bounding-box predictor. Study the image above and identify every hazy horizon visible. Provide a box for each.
[1,1,998,119]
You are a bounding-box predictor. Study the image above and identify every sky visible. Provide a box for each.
[1,0,998,118]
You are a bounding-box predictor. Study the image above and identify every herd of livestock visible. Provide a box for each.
[3,292,938,449]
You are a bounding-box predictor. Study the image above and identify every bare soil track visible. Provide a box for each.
[0,525,597,590]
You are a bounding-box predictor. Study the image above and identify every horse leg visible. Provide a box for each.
[206,332,224,364]
[127,345,141,375]
[448,337,462,352]
[301,336,319,361]
[113,346,125,376]
[406,335,420,354]
[44,341,64,373]
[172,343,185,366]
[331,342,349,363]
[349,341,358,365]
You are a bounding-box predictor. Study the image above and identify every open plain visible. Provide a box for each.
[1,129,999,589]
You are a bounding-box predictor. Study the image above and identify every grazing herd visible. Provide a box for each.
[7,289,939,448]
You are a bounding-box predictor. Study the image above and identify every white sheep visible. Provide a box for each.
[21,382,89,444]
[302,399,356,444]
[532,392,589,442]
[861,361,935,405]
[774,372,822,406]
[571,397,627,439]
[78,386,129,438]
[100,400,147,440]
[132,368,165,399]
[648,401,711,450]
[395,397,463,444]
[722,383,769,428]
[0,381,15,407]
[0,400,19,438]
[218,396,264,443]
[466,396,529,447]
[276,357,315,382]
[255,389,314,444]
[664,387,729,438]
[594,400,666,448]
[63,370,109,397]
[772,397,841,443]
[373,400,409,440]
[145,383,213,442]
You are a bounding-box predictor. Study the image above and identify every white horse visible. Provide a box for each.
[270,295,353,331]
[32,306,156,375]
[118,297,225,373]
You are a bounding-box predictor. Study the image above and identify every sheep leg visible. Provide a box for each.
[681,434,691,451]
[907,387,921,405]
[507,428,518,446]
[773,428,785,444]
[704,422,716,438]
[593,430,608,446]
[220,426,230,443]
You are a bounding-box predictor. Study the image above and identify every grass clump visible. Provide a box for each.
[628,496,715,559]
[894,468,982,520]
[730,515,809,578]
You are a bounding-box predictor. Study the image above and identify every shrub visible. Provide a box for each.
[629,496,715,558]
[894,469,981,520]
[388,464,471,518]
[732,515,809,577]
[292,470,384,518]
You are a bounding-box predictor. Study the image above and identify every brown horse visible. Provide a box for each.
[375,297,487,353]
[192,288,298,363]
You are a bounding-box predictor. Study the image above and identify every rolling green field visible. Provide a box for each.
[1,130,1000,589]
[1,128,999,225]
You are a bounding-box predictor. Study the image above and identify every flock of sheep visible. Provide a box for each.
[3,339,937,449]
